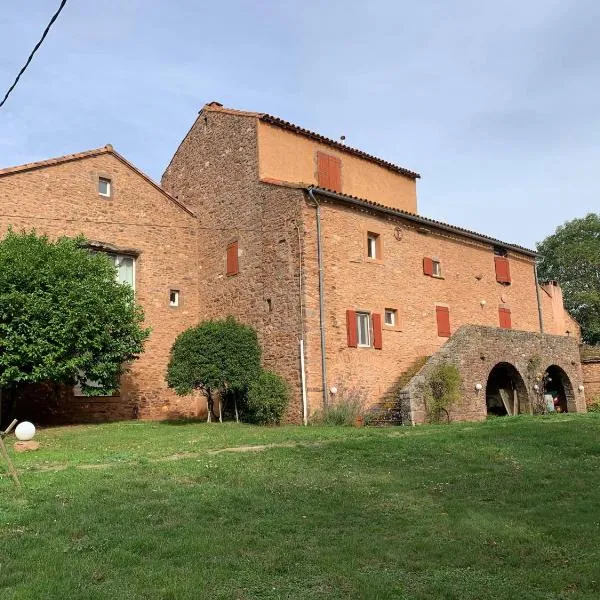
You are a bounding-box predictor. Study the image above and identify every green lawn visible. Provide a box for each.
[1,415,599,599]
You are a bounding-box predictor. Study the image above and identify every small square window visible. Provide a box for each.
[384,308,397,326]
[99,177,111,197]
[432,259,442,277]
[169,289,180,307]
[367,232,380,259]
[356,312,371,347]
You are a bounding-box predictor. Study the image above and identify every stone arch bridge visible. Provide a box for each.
[401,325,585,424]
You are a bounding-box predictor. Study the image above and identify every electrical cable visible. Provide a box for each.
[0,0,68,109]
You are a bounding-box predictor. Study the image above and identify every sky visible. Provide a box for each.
[0,0,598,249]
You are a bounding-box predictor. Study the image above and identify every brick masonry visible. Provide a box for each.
[162,109,306,422]
[162,106,585,425]
[0,105,589,426]
[582,361,600,405]
[0,150,204,424]
[299,194,579,418]
[402,325,585,423]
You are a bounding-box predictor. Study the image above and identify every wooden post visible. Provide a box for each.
[0,419,22,490]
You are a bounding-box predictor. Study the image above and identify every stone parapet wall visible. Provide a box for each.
[402,325,585,424]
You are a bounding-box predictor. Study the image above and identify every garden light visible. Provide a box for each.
[15,421,36,441]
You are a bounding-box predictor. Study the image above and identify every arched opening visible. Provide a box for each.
[486,362,530,416]
[543,365,574,413]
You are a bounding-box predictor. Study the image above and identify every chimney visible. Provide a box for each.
[541,280,566,335]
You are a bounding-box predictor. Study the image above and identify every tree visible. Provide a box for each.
[0,230,150,398]
[166,317,261,421]
[536,213,600,345]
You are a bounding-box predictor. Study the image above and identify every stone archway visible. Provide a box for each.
[543,365,575,413]
[486,362,530,416]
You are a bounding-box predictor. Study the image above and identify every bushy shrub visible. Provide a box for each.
[424,363,461,423]
[244,370,290,425]
[312,386,366,426]
[588,398,600,413]
[313,400,362,426]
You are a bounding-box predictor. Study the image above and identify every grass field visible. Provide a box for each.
[1,414,599,599]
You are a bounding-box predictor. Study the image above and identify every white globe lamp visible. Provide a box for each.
[15,421,36,441]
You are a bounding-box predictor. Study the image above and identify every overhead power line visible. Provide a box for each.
[0,0,68,109]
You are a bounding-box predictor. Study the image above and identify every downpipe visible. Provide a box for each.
[307,187,329,409]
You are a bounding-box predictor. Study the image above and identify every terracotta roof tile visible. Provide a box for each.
[260,114,420,180]
[0,146,111,177]
[310,185,536,257]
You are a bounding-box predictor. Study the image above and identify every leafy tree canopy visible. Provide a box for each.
[0,230,150,394]
[166,317,261,398]
[536,213,600,344]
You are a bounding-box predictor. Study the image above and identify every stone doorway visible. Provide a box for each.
[543,365,574,413]
[486,362,530,416]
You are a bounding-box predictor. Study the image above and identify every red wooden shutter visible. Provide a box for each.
[494,256,511,284]
[328,155,342,192]
[226,241,239,276]
[423,257,434,276]
[317,152,341,192]
[436,306,451,337]
[346,310,357,347]
[499,307,512,329]
[317,152,330,189]
[372,313,383,349]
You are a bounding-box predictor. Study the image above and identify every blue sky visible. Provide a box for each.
[1,1,598,249]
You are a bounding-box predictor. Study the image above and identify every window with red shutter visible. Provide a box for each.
[346,309,358,347]
[423,257,434,276]
[372,313,383,349]
[435,306,451,337]
[226,241,239,276]
[499,307,512,329]
[494,256,511,284]
[317,152,342,192]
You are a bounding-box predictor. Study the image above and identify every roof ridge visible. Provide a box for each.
[0,146,111,177]
[0,145,196,218]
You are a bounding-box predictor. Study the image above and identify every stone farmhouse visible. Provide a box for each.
[0,102,594,425]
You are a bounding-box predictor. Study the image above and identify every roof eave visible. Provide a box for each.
[308,186,537,258]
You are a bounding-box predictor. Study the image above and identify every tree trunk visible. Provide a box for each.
[206,389,213,423]
[234,398,239,423]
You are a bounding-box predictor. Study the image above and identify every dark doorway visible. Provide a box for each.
[543,365,573,413]
[486,362,529,416]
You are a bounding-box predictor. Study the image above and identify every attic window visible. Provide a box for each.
[169,290,180,307]
[99,177,111,197]
[367,232,381,259]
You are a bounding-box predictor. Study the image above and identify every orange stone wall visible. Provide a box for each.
[0,152,203,422]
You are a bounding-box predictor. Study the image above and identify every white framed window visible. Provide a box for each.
[356,312,371,347]
[111,254,135,290]
[432,258,442,277]
[73,369,115,397]
[99,177,112,197]
[384,308,397,326]
[169,289,180,307]
[367,232,380,259]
